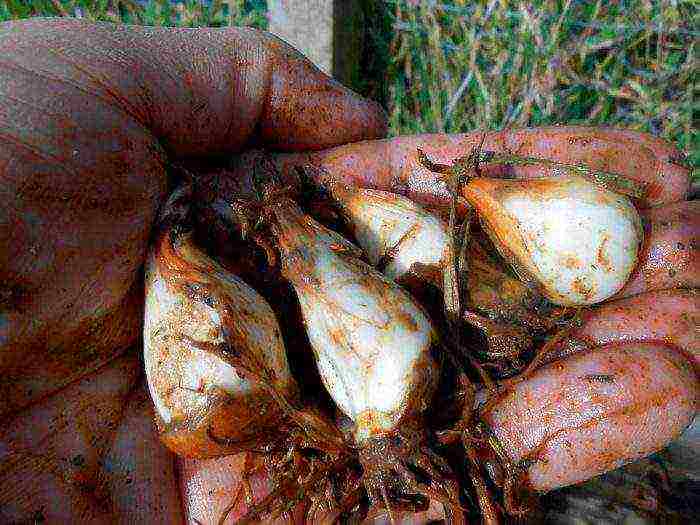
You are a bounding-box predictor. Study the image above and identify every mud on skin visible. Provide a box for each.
[2,18,696,521]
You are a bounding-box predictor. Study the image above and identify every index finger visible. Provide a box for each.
[275,127,690,209]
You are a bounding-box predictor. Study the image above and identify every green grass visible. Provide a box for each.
[0,0,267,28]
[1,0,697,176]
[383,1,697,173]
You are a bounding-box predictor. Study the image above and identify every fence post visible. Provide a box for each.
[268,0,363,90]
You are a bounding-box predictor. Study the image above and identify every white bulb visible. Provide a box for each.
[329,184,449,283]
[464,175,643,306]
[271,202,438,443]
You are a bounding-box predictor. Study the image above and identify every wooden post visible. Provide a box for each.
[267,0,363,89]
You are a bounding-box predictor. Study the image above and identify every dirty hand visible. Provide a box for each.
[1,18,695,524]
[0,17,384,523]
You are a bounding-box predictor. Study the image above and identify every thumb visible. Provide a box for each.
[251,30,388,152]
[0,18,385,157]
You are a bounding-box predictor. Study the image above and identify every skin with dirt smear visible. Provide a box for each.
[271,126,690,211]
[483,342,698,493]
[542,288,699,371]
[616,200,700,298]
[0,18,695,524]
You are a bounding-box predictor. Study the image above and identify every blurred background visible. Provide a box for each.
[1,0,696,177]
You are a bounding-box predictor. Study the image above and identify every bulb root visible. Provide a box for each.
[359,430,466,524]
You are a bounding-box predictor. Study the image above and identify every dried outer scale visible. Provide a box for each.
[482,342,698,493]
[143,192,296,458]
[462,241,556,330]
[463,175,643,306]
[269,200,438,443]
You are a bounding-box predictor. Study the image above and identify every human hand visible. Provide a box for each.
[0,16,385,414]
[0,17,384,523]
[1,17,695,524]
[187,127,696,522]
